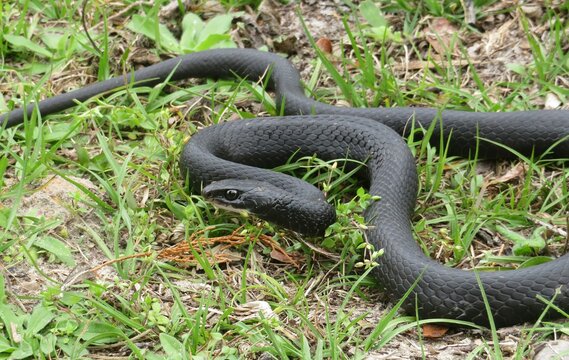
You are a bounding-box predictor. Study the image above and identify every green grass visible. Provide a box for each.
[0,0,568,358]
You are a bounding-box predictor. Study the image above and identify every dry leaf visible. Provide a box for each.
[545,93,561,109]
[270,247,301,267]
[425,18,460,56]
[316,37,333,54]
[463,0,476,25]
[520,5,543,19]
[534,340,569,360]
[10,322,22,343]
[422,323,449,338]
[489,163,527,185]
[233,301,275,320]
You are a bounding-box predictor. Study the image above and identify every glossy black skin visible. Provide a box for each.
[2,48,569,327]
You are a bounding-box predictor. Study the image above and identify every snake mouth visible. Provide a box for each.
[205,198,251,217]
[202,180,264,216]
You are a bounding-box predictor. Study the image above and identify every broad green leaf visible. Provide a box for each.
[144,353,170,360]
[198,14,234,43]
[56,340,89,358]
[359,0,387,28]
[32,236,76,267]
[180,13,204,49]
[126,15,179,53]
[26,304,55,335]
[367,26,403,43]
[27,62,60,75]
[60,291,84,307]
[80,322,124,344]
[512,237,546,256]
[519,256,552,268]
[495,225,527,244]
[0,336,16,353]
[195,34,235,52]
[160,333,184,359]
[40,31,65,50]
[4,34,53,58]
[39,333,56,355]
[42,121,82,142]
[506,63,526,75]
[8,339,33,359]
[0,303,24,343]
[167,196,186,220]
[76,145,90,166]
[497,225,546,256]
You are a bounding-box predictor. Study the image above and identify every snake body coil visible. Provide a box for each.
[2,49,569,327]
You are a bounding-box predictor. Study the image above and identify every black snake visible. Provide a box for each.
[2,48,569,327]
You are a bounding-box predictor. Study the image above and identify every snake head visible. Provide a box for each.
[202,179,274,215]
[202,179,335,237]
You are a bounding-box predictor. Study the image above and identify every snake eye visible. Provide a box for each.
[224,189,239,201]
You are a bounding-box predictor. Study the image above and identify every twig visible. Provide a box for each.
[563,215,569,255]
[89,1,153,30]
[529,218,568,238]
[81,0,101,54]
[62,225,301,289]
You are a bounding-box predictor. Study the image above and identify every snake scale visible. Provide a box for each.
[2,48,569,327]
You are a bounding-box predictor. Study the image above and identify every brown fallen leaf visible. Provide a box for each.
[425,17,460,56]
[488,163,527,186]
[422,323,449,338]
[233,301,275,321]
[269,247,301,268]
[316,37,333,54]
[462,0,476,25]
